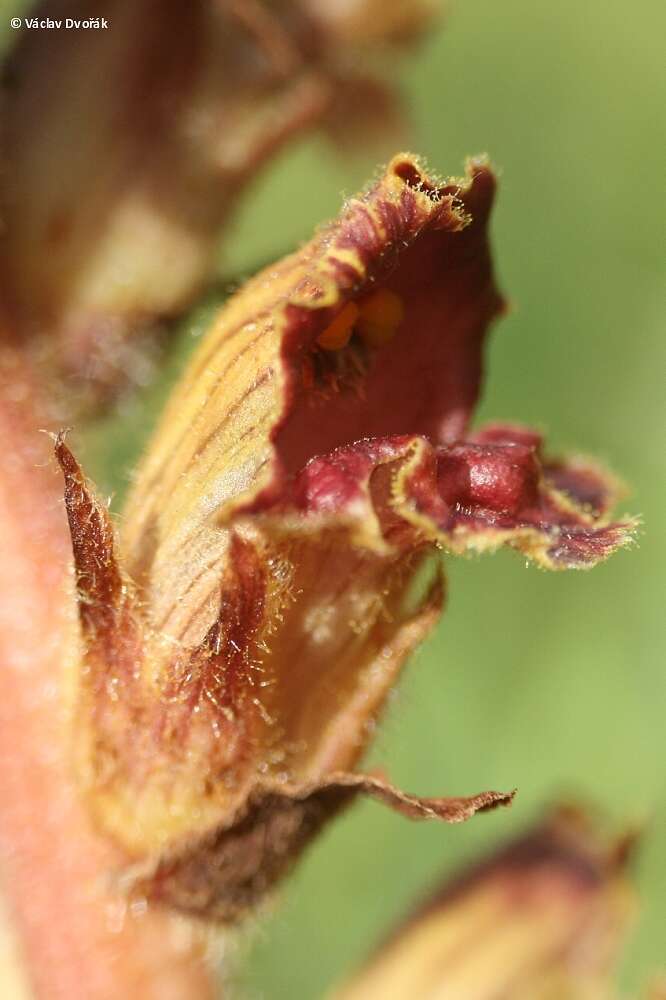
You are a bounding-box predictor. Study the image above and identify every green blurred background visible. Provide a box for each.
[41,0,665,994]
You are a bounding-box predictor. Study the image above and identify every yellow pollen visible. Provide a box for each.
[316,301,360,350]
[356,289,404,347]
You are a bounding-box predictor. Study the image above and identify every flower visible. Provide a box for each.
[1,0,434,403]
[333,806,637,999]
[57,153,634,920]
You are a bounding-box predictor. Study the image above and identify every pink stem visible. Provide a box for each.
[0,347,216,999]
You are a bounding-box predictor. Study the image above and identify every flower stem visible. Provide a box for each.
[0,345,216,999]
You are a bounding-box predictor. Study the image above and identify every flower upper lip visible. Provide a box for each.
[272,158,503,483]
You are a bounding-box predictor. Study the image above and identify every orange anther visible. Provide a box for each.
[316,301,360,350]
[356,289,404,347]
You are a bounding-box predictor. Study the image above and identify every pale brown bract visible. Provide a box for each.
[57,153,634,921]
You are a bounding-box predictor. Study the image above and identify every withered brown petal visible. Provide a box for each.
[127,776,513,922]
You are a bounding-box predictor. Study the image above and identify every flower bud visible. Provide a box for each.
[333,807,637,1000]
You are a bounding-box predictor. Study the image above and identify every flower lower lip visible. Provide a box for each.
[263,423,632,570]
